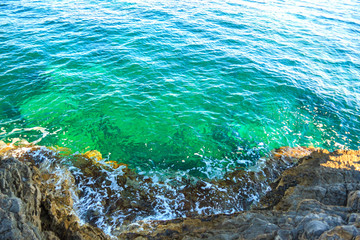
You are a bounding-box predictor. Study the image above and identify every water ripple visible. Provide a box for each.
[1,0,360,172]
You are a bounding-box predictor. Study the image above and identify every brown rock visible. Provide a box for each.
[319,225,360,240]
[118,149,360,240]
[0,151,109,240]
[2,145,360,240]
[347,191,360,212]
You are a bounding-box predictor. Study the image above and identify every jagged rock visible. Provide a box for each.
[0,152,109,240]
[2,145,360,240]
[348,213,360,226]
[319,225,360,240]
[0,157,42,240]
[0,193,42,239]
[347,191,360,212]
[118,149,360,239]
[57,146,314,231]
[301,220,330,239]
[260,149,360,210]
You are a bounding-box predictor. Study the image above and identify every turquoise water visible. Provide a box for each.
[1,0,360,176]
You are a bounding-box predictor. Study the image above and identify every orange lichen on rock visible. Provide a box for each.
[105,160,127,169]
[321,150,360,171]
[0,140,14,155]
[83,150,103,161]
[273,146,317,160]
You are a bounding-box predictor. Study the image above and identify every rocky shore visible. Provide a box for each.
[0,146,108,240]
[1,143,360,239]
[120,149,360,240]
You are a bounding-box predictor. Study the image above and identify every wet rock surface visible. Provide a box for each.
[0,146,109,240]
[1,144,360,240]
[59,146,315,233]
[119,149,360,239]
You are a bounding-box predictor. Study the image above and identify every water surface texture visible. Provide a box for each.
[1,0,360,176]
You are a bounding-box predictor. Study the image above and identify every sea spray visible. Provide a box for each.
[0,141,315,236]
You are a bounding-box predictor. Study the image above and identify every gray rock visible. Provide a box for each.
[319,225,360,240]
[347,191,360,212]
[348,213,360,224]
[302,220,330,239]
[275,230,293,240]
[117,149,360,239]
[9,197,22,213]
[0,154,109,240]
[2,146,360,240]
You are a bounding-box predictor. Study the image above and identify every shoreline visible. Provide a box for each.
[1,143,360,239]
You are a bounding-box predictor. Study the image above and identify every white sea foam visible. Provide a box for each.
[0,142,278,237]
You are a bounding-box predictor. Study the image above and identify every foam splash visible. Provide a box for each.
[0,142,311,237]
[0,126,60,145]
[0,144,81,224]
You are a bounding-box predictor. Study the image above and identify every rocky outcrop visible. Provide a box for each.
[119,149,360,239]
[0,150,109,240]
[1,144,360,240]
[67,146,314,230]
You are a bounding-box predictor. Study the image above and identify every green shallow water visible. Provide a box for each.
[1,0,360,176]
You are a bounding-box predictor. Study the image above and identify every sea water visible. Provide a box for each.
[1,0,360,223]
